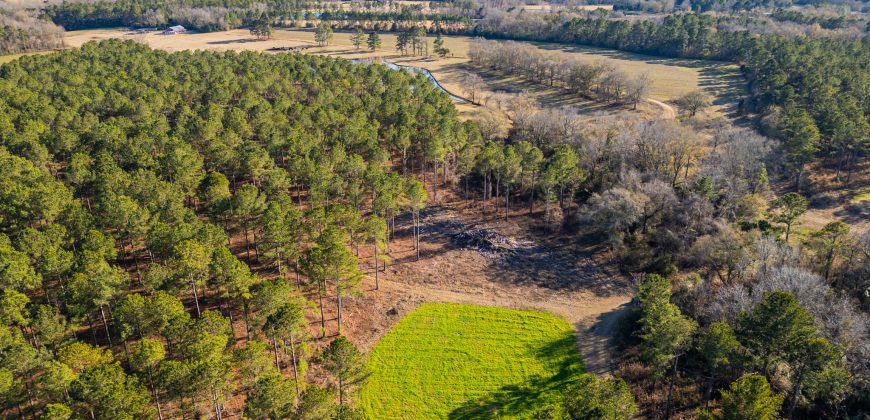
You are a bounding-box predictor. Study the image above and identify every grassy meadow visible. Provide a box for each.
[358,303,584,419]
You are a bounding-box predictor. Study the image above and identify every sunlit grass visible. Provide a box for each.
[0,50,54,64]
[359,303,583,419]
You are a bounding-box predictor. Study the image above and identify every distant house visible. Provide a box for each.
[161,25,187,35]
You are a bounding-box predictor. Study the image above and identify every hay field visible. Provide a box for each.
[0,50,55,64]
[358,303,583,418]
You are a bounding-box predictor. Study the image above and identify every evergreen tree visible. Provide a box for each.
[563,374,638,419]
[769,192,808,241]
[737,291,815,378]
[433,33,449,57]
[314,23,333,47]
[699,322,740,406]
[720,375,782,420]
[264,300,308,393]
[636,274,697,417]
[366,31,381,51]
[244,374,296,419]
[320,336,369,405]
[350,27,365,49]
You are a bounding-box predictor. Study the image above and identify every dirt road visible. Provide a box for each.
[645,98,677,119]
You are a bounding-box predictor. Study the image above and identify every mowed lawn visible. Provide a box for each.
[359,303,584,419]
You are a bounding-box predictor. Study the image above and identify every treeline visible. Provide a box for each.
[470,39,651,107]
[603,0,869,13]
[317,9,472,25]
[42,0,276,31]
[42,0,471,32]
[690,0,869,12]
[770,8,865,30]
[0,39,475,418]
[0,11,64,54]
[474,12,869,187]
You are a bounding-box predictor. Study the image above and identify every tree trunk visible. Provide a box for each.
[296,256,302,289]
[495,177,500,218]
[545,188,551,223]
[483,172,488,212]
[795,165,804,193]
[148,367,164,420]
[288,335,300,397]
[787,372,805,419]
[191,278,201,317]
[433,161,438,202]
[529,176,535,215]
[336,278,343,334]
[243,301,251,341]
[504,185,509,220]
[317,286,326,337]
[664,354,679,419]
[415,212,420,261]
[464,176,469,207]
[374,243,379,290]
[243,224,251,260]
[99,306,113,346]
[273,338,281,372]
[703,370,716,408]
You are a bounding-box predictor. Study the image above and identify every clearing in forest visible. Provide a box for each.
[358,302,584,418]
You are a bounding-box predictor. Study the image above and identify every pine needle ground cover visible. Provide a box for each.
[359,303,584,418]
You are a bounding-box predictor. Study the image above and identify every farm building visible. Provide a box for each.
[161,25,187,35]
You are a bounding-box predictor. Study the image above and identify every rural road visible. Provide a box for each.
[645,98,677,119]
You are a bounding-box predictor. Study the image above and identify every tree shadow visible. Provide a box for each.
[447,333,584,418]
[206,38,262,45]
[480,229,631,297]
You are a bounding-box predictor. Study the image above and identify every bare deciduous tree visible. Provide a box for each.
[462,72,484,104]
[675,90,712,116]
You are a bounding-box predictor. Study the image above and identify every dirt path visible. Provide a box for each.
[342,204,634,375]
[645,98,676,119]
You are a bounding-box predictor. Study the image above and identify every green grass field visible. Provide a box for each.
[0,51,52,64]
[359,303,584,419]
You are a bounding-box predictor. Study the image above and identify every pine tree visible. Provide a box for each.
[433,33,450,57]
[319,336,369,405]
[720,375,782,420]
[351,27,365,49]
[366,31,381,51]
[314,23,333,47]
[636,274,697,418]
[769,192,808,241]
[244,374,296,419]
[737,291,815,378]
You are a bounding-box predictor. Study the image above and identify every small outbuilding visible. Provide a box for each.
[161,25,187,35]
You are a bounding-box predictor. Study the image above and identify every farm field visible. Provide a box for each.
[0,50,54,64]
[358,303,584,418]
[61,27,741,117]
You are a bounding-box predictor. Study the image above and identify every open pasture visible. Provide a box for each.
[358,303,584,418]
